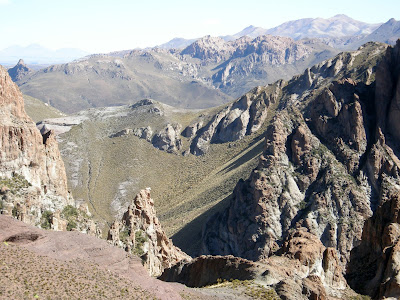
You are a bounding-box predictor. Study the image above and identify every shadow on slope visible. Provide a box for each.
[172,193,233,257]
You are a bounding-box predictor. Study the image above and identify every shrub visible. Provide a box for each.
[61,205,79,219]
[41,210,53,229]
[133,230,148,256]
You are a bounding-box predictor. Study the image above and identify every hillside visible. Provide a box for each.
[17,36,337,113]
[0,215,198,299]
[38,99,273,245]
[23,94,65,122]
[36,42,388,259]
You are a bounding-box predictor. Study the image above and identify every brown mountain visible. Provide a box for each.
[195,41,400,298]
[17,35,338,113]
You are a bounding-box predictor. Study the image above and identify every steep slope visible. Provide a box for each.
[23,94,66,122]
[351,18,400,49]
[200,41,399,298]
[0,65,72,228]
[38,98,272,247]
[0,64,95,233]
[108,189,191,277]
[7,59,33,82]
[19,35,337,113]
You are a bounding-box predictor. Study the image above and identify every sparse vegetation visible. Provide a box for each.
[133,230,148,256]
[61,205,88,231]
[0,242,152,299]
[40,210,53,229]
[211,279,280,299]
[0,174,30,195]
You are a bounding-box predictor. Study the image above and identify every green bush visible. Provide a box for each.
[41,210,53,229]
[0,174,30,195]
[133,230,148,256]
[67,220,77,231]
[61,205,79,219]
[119,228,130,243]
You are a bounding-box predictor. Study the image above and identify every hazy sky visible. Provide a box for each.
[0,0,399,53]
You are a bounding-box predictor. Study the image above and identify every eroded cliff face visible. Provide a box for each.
[0,65,96,234]
[200,41,400,298]
[190,81,284,155]
[162,228,348,299]
[107,189,191,277]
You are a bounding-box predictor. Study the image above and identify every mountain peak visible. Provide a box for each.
[331,14,351,19]
[17,58,26,66]
[7,58,33,82]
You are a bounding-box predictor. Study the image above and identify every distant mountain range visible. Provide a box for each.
[14,36,338,113]
[158,15,398,50]
[5,14,400,114]
[0,44,89,65]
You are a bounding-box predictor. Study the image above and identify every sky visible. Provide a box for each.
[0,0,399,54]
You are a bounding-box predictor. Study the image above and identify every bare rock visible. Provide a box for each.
[160,255,260,287]
[347,191,400,299]
[7,59,33,82]
[133,126,153,141]
[107,189,191,277]
[191,82,283,155]
[110,128,132,138]
[182,121,203,139]
[0,65,74,228]
[152,123,182,153]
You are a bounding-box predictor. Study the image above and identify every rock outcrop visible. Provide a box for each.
[161,229,347,299]
[0,65,96,234]
[108,189,191,276]
[346,190,400,299]
[152,123,182,153]
[200,41,400,298]
[7,59,33,82]
[191,81,283,155]
[160,255,261,287]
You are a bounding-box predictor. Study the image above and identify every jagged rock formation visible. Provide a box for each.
[108,189,191,276]
[190,81,283,155]
[161,228,348,299]
[200,41,400,298]
[7,59,33,82]
[152,123,182,153]
[345,40,400,299]
[160,255,261,287]
[133,126,153,141]
[0,65,97,234]
[346,190,400,298]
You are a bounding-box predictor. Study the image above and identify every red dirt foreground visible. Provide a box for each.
[0,215,205,299]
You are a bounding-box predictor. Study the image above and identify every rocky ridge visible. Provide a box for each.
[197,41,400,298]
[161,228,351,299]
[108,189,191,277]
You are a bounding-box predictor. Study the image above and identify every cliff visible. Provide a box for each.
[199,41,400,298]
[0,65,96,234]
